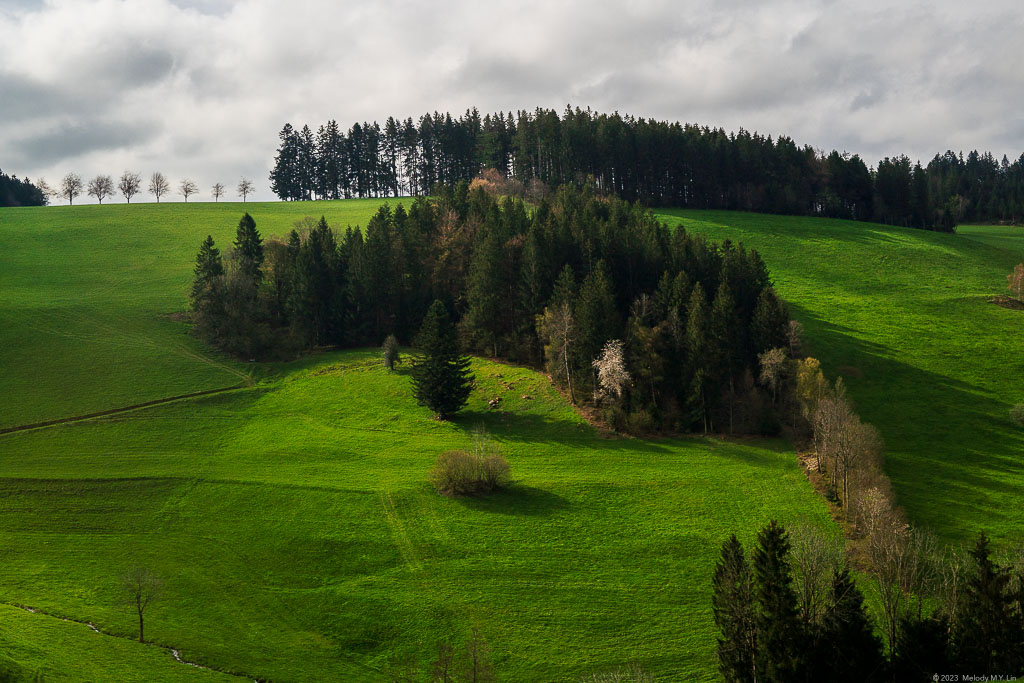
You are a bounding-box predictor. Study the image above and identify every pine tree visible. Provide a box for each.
[712,534,757,683]
[233,213,264,285]
[753,520,805,681]
[412,300,473,419]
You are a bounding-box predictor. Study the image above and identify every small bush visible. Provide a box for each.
[429,450,511,496]
[480,455,511,490]
[1011,403,1024,426]
[381,334,399,371]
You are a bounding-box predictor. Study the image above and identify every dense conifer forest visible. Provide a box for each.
[0,170,45,207]
[270,106,1024,231]
[190,182,789,433]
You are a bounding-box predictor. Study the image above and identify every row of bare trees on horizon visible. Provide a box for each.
[35,172,256,205]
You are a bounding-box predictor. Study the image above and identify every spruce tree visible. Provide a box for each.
[814,568,885,682]
[190,235,224,310]
[710,281,740,433]
[753,520,805,681]
[189,235,226,343]
[686,282,711,432]
[953,532,1024,673]
[751,287,789,356]
[234,212,265,285]
[412,300,473,419]
[712,534,757,683]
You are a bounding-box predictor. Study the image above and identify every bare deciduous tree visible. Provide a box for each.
[211,182,225,202]
[758,346,788,403]
[789,521,845,626]
[593,339,631,403]
[1008,263,1024,302]
[237,178,254,202]
[120,566,162,643]
[537,301,576,404]
[35,177,56,204]
[787,319,804,358]
[87,175,114,204]
[60,173,83,205]
[149,172,169,202]
[119,171,141,203]
[179,178,198,202]
[431,640,455,682]
[461,627,495,683]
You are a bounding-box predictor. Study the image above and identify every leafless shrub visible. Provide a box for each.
[789,521,845,626]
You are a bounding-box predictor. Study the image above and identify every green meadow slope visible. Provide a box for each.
[0,351,832,681]
[0,201,836,680]
[0,200,397,430]
[656,210,1024,545]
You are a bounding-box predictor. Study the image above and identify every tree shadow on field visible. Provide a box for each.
[456,483,570,517]
[451,409,611,447]
[788,303,1024,543]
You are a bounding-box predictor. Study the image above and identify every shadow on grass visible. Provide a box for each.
[788,303,1024,543]
[455,483,570,517]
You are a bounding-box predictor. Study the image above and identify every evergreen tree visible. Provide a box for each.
[814,568,885,682]
[710,281,741,433]
[189,235,227,343]
[412,300,473,419]
[190,235,224,310]
[891,615,952,682]
[233,213,265,285]
[465,230,505,356]
[753,520,804,681]
[686,282,712,432]
[712,534,757,683]
[751,288,789,356]
[952,532,1024,673]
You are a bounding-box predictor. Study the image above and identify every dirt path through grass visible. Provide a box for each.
[0,382,248,436]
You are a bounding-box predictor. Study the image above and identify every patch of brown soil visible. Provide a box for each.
[990,295,1024,310]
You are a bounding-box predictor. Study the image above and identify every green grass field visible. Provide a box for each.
[656,210,1024,546]
[6,201,1021,679]
[0,201,837,680]
[0,200,398,430]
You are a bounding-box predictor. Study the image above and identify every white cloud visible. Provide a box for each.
[1,0,1022,202]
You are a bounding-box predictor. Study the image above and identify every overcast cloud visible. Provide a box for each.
[1,0,1022,202]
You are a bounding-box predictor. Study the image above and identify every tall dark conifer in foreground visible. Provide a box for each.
[712,534,757,683]
[412,300,473,419]
[814,568,885,682]
[753,520,804,681]
[952,532,1024,673]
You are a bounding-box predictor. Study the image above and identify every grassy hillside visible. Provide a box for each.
[0,350,833,680]
[656,210,1024,545]
[0,201,838,679]
[0,200,396,429]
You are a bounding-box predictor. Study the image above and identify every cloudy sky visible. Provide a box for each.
[1,0,1022,202]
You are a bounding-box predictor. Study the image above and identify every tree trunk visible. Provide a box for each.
[138,609,144,642]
